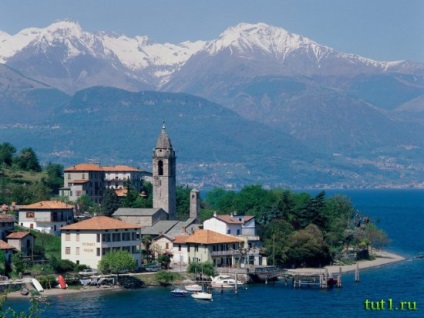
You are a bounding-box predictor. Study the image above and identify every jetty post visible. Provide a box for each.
[355,262,360,282]
[337,266,342,288]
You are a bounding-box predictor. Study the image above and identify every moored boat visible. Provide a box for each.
[171,287,188,297]
[184,283,202,292]
[210,274,243,289]
[191,291,213,301]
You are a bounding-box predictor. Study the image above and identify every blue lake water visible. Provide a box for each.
[5,189,424,317]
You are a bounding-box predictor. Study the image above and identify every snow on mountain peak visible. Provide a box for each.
[206,22,326,60]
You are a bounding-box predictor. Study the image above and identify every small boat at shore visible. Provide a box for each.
[184,283,202,292]
[191,291,213,301]
[171,287,189,297]
[210,275,244,289]
[20,288,29,296]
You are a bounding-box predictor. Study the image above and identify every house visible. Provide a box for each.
[203,213,256,236]
[203,213,266,266]
[18,201,74,236]
[0,240,16,268]
[145,218,201,264]
[183,229,244,267]
[0,214,15,240]
[103,165,151,190]
[60,216,141,269]
[60,163,151,204]
[112,208,168,227]
[6,231,34,258]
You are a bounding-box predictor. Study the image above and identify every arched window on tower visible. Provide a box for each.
[158,160,163,176]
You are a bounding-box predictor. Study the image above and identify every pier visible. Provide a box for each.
[217,265,346,289]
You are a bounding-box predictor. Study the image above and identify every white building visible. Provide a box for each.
[203,214,266,266]
[18,201,74,236]
[60,163,151,204]
[203,214,256,237]
[61,216,141,269]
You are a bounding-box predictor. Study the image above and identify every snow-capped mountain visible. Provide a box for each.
[1,21,424,188]
[1,21,422,94]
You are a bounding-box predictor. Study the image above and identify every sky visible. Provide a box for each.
[0,0,423,63]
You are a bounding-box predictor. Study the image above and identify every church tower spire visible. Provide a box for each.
[152,122,176,220]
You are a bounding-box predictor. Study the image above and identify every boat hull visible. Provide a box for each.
[191,292,213,301]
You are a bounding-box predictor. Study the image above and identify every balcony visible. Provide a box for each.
[210,249,241,256]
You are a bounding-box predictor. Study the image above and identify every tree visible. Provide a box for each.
[187,262,215,277]
[286,224,331,267]
[98,250,136,274]
[9,183,50,205]
[100,188,119,216]
[176,185,191,220]
[12,252,27,276]
[14,148,41,172]
[75,195,96,214]
[0,142,16,166]
[155,270,177,286]
[42,163,64,194]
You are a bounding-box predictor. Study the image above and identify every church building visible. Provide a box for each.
[152,123,177,220]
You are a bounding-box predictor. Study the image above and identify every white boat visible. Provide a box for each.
[171,287,189,297]
[184,283,202,292]
[210,275,244,289]
[191,291,213,301]
[32,278,44,292]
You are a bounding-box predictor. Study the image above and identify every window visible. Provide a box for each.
[112,233,121,241]
[26,212,34,218]
[165,243,169,249]
[82,173,85,180]
[97,234,100,242]
[65,233,70,241]
[178,244,181,251]
[76,247,80,255]
[158,160,163,175]
[237,229,240,235]
[65,247,70,255]
[97,248,100,256]
[227,229,231,234]
[76,233,80,242]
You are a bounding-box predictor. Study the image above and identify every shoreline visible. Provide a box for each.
[287,250,406,276]
[5,250,406,299]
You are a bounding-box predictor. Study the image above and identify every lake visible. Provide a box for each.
[5,189,424,317]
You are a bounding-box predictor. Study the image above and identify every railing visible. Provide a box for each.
[210,250,241,256]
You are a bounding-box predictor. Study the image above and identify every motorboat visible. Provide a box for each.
[210,274,244,289]
[171,287,188,297]
[184,283,202,292]
[191,291,213,301]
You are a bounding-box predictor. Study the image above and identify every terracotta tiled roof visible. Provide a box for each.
[61,216,140,231]
[7,231,31,239]
[173,235,189,244]
[215,215,254,224]
[64,163,104,172]
[65,163,141,173]
[184,230,243,245]
[115,188,128,197]
[103,165,141,172]
[20,201,74,210]
[0,215,14,223]
[0,240,15,250]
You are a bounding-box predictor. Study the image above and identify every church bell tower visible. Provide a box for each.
[152,122,176,220]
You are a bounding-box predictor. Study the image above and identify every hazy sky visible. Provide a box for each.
[0,0,423,63]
